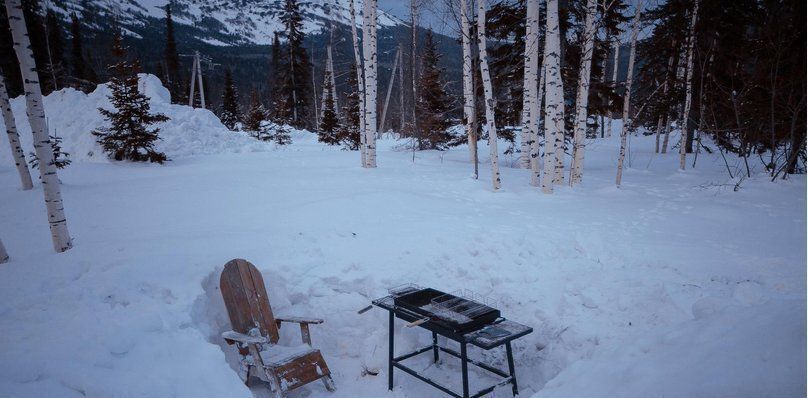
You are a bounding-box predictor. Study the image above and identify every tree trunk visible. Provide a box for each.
[410,0,419,155]
[379,47,399,134]
[349,0,366,164]
[615,2,642,187]
[5,0,72,252]
[0,74,33,190]
[679,0,699,170]
[519,0,539,170]
[477,0,500,190]
[541,0,564,194]
[606,40,619,137]
[0,238,7,263]
[569,0,597,186]
[530,61,545,187]
[362,0,378,168]
[460,0,478,178]
[655,52,675,153]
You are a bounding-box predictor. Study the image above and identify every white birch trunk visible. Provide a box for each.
[398,43,405,135]
[541,0,564,193]
[5,0,72,252]
[349,0,366,165]
[0,237,7,263]
[569,0,598,186]
[1,74,33,190]
[606,40,619,137]
[530,61,545,186]
[460,0,478,175]
[615,2,643,187]
[655,52,675,153]
[477,0,500,190]
[321,46,336,121]
[679,0,699,170]
[362,0,378,168]
[519,0,539,170]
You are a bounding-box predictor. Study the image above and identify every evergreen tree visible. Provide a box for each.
[0,5,23,96]
[28,134,70,170]
[267,32,284,123]
[219,68,240,130]
[69,13,93,88]
[164,3,182,103]
[337,63,361,150]
[243,89,267,138]
[416,31,453,150]
[21,0,48,87]
[43,9,66,92]
[92,31,169,163]
[318,69,340,144]
[277,0,311,129]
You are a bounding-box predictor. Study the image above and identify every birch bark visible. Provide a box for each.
[541,0,564,193]
[530,61,545,186]
[460,0,478,177]
[477,0,500,190]
[606,40,619,137]
[519,0,539,170]
[5,0,72,252]
[615,2,643,187]
[362,0,378,168]
[679,0,699,170]
[569,0,598,186]
[1,74,33,190]
[349,0,366,164]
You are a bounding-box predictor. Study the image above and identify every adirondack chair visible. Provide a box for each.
[220,258,336,397]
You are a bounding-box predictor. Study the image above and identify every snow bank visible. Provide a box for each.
[0,74,272,164]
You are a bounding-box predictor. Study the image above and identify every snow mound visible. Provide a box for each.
[0,74,272,164]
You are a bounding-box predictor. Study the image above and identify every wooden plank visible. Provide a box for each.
[220,259,252,334]
[269,350,331,392]
[244,260,280,343]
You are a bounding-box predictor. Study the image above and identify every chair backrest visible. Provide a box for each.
[220,259,281,344]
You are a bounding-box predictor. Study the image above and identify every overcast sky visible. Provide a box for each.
[377,0,455,35]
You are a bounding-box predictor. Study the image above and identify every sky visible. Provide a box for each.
[377,0,455,35]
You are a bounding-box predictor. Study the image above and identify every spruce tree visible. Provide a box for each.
[43,9,65,92]
[416,31,453,150]
[318,69,340,145]
[164,3,182,103]
[267,32,284,123]
[0,5,23,96]
[337,64,361,150]
[69,13,92,87]
[243,89,267,138]
[28,134,70,170]
[278,0,311,129]
[219,68,240,130]
[92,31,169,163]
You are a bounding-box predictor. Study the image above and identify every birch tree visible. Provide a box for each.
[519,0,539,170]
[615,2,642,187]
[606,40,619,137]
[530,62,545,187]
[1,74,33,190]
[348,0,365,165]
[0,238,7,263]
[569,0,598,186]
[477,0,500,190]
[362,0,378,168]
[5,0,72,252]
[678,0,699,170]
[541,0,565,193]
[460,0,478,178]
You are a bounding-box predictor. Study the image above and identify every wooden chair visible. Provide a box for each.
[220,258,336,397]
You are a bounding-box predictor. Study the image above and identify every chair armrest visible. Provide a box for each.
[222,330,269,345]
[275,316,324,325]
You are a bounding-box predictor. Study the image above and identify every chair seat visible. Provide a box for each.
[260,344,319,367]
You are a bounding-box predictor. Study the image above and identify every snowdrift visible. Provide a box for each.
[0,74,272,165]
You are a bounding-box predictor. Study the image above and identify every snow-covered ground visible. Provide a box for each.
[0,79,805,398]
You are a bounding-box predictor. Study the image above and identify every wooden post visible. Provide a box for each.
[189,52,197,107]
[196,52,206,109]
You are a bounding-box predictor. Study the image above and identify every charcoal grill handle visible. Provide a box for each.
[406,318,430,328]
[357,305,374,314]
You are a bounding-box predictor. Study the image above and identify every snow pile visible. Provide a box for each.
[0,74,272,164]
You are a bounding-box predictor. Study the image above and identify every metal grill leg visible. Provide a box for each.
[461,342,469,398]
[506,342,518,396]
[388,311,395,391]
[432,332,439,363]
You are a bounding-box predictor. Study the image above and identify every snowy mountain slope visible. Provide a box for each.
[50,0,402,46]
[0,79,804,397]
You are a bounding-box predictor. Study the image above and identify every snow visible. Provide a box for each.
[0,79,805,397]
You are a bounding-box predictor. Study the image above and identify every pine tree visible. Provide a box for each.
[21,0,48,89]
[43,9,65,92]
[267,32,284,123]
[0,5,23,97]
[92,31,169,163]
[69,13,91,87]
[338,64,361,150]
[164,3,182,103]
[318,69,340,144]
[277,0,311,129]
[219,68,240,130]
[416,31,453,150]
[243,89,267,138]
[28,134,70,169]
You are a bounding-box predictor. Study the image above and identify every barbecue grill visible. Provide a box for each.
[368,285,534,398]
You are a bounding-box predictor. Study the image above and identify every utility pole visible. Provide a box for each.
[183,51,217,108]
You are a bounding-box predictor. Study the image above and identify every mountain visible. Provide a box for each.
[49,0,404,46]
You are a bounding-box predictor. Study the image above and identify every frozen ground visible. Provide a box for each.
[0,79,805,397]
